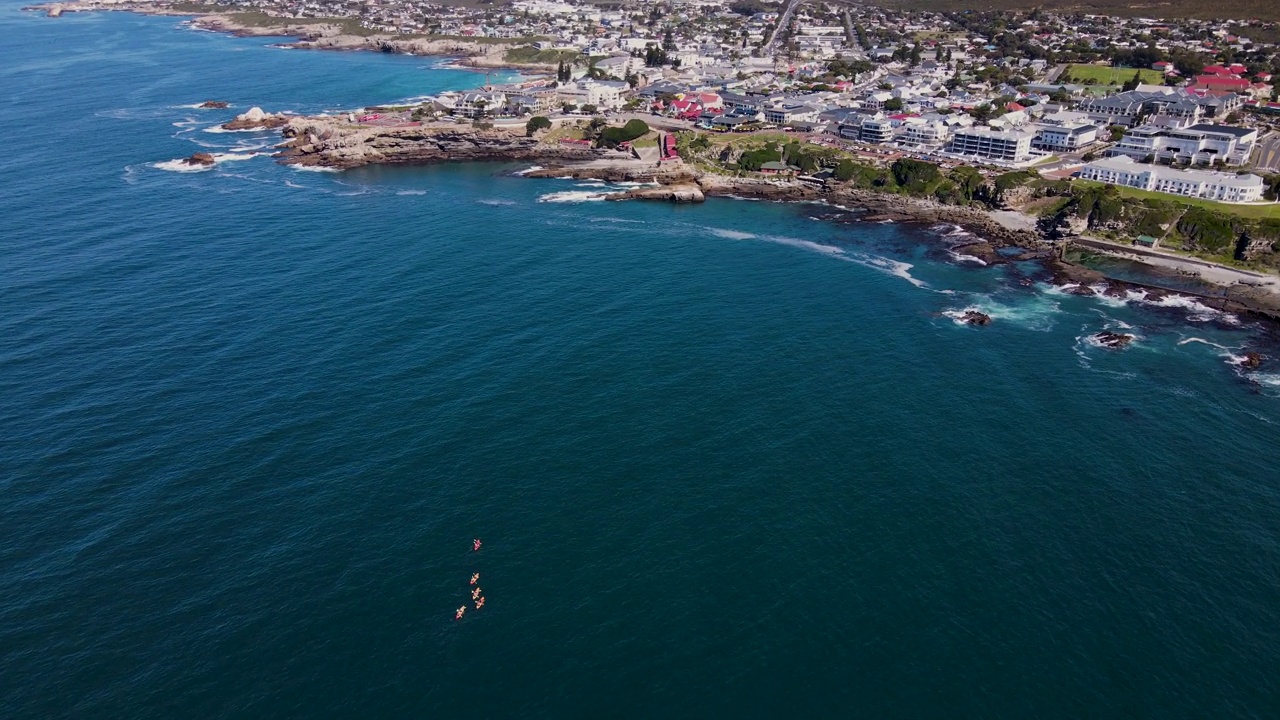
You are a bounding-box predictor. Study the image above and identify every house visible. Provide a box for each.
[759,161,798,175]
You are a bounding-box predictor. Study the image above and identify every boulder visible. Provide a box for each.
[1239,351,1265,370]
[1093,331,1134,349]
[222,107,288,131]
[199,100,230,109]
[960,310,992,326]
[181,152,216,167]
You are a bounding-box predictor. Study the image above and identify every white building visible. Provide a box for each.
[1033,123,1098,151]
[556,80,626,110]
[899,118,950,148]
[1108,124,1258,166]
[1078,156,1265,203]
[949,127,1034,162]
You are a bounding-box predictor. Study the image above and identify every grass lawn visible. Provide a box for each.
[1064,65,1165,86]
[503,46,579,64]
[1073,179,1280,219]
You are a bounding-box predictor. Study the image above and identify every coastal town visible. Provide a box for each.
[31,0,1280,312]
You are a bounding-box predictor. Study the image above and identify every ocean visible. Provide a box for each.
[2,7,1279,718]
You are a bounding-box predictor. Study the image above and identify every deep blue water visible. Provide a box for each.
[3,6,1280,718]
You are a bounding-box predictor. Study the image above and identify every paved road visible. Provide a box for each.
[1255,132,1280,173]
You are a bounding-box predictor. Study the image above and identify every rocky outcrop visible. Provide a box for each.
[274,117,602,170]
[1239,351,1265,370]
[181,152,216,167]
[222,107,289,131]
[960,310,992,326]
[1093,331,1134,349]
[607,183,704,203]
[199,100,230,109]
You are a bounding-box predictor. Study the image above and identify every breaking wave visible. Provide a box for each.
[537,190,608,203]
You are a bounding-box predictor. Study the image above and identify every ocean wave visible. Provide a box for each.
[704,226,928,287]
[152,159,213,173]
[1138,293,1237,324]
[396,190,428,196]
[947,250,988,266]
[706,227,755,241]
[590,217,645,224]
[289,165,341,173]
[946,295,1060,331]
[202,125,263,134]
[477,198,516,206]
[1254,373,1280,388]
[537,190,608,203]
[513,165,543,176]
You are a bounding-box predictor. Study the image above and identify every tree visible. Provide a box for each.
[971,103,994,122]
[883,97,904,111]
[525,116,552,136]
[1122,71,1142,92]
[562,103,577,113]
[833,159,857,182]
[662,28,676,51]
[599,119,650,147]
[580,104,598,115]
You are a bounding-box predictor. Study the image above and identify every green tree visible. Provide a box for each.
[1122,71,1142,92]
[525,116,552,136]
[883,97,904,112]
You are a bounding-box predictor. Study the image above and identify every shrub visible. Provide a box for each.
[599,119,650,147]
[525,116,552,136]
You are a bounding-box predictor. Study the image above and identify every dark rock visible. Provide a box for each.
[960,310,992,326]
[181,152,216,166]
[198,101,230,109]
[1239,351,1265,370]
[1063,284,1096,297]
[1093,331,1134,349]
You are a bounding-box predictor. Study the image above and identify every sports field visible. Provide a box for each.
[1064,65,1165,86]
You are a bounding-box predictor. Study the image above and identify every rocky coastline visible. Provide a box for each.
[27,2,561,72]
[265,112,1280,325]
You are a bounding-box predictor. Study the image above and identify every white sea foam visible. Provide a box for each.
[590,217,645,224]
[212,152,260,162]
[289,164,341,173]
[1254,373,1280,388]
[477,198,517,206]
[948,250,988,266]
[575,180,608,188]
[202,125,262,134]
[537,190,608,203]
[153,159,213,173]
[396,190,428,196]
[705,226,928,287]
[706,227,756,241]
[946,295,1061,331]
[854,255,925,287]
[513,165,543,176]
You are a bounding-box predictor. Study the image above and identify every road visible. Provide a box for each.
[1255,132,1280,173]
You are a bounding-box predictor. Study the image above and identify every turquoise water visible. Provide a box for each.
[2,7,1279,718]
